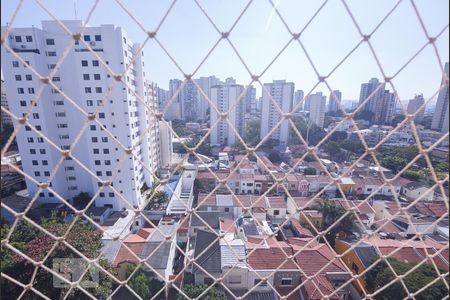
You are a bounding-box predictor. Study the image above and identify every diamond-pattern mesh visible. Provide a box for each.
[1,0,449,299]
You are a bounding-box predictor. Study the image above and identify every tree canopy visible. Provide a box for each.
[178,284,227,300]
[366,257,448,300]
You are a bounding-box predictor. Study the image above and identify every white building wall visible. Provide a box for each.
[260,80,294,146]
[1,21,157,211]
[431,62,449,133]
[309,92,326,128]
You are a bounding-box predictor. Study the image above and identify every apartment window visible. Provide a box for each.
[48,193,54,197]
[85,87,92,93]
[32,113,39,119]
[67,176,76,181]
[93,149,99,154]
[103,149,109,154]
[25,126,31,131]
[25,74,32,81]
[83,35,91,41]
[95,87,102,93]
[96,171,102,176]
[123,37,126,44]
[27,137,34,143]
[54,100,64,105]
[106,171,112,176]
[48,64,56,69]
[15,75,22,81]
[46,38,55,45]
[94,160,101,165]
[102,137,108,142]
[15,36,22,42]
[57,124,67,128]
[274,210,280,216]
[86,100,93,106]
[68,186,78,191]
[65,166,74,171]
[20,100,27,107]
[97,100,103,106]
[107,192,113,197]
[90,125,96,131]
[37,137,43,143]
[99,192,105,197]
[99,113,105,118]
[81,60,88,67]
[59,135,69,140]
[35,125,41,131]
[254,279,267,286]
[94,74,101,80]
[95,35,102,41]
[39,192,45,197]
[55,112,66,117]
[92,137,98,143]
[18,88,24,94]
[92,60,99,66]
[105,160,111,165]
[40,149,46,154]
[281,278,292,286]
[12,61,19,68]
[44,171,50,176]
[46,51,56,56]
[42,160,48,166]
[34,171,40,177]
[32,160,38,166]
[83,74,90,80]
[52,77,60,81]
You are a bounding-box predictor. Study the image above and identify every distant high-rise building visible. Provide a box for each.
[210,83,245,146]
[1,20,161,210]
[1,80,13,130]
[293,90,304,112]
[157,87,170,114]
[260,80,294,145]
[196,76,221,121]
[181,80,199,121]
[328,90,342,113]
[244,85,257,114]
[308,92,327,128]
[431,62,449,133]
[168,79,182,120]
[358,78,395,125]
[407,94,425,123]
[304,94,311,111]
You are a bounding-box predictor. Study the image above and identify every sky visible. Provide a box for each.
[1,0,449,103]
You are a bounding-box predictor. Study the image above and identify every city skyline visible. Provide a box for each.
[1,0,449,103]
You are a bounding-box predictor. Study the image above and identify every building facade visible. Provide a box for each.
[406,94,425,123]
[308,92,327,128]
[260,80,294,146]
[431,62,449,133]
[1,80,13,130]
[358,78,395,125]
[1,20,161,210]
[328,90,342,113]
[210,83,245,146]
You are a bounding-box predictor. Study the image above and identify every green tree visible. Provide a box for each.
[268,151,282,164]
[243,119,261,147]
[402,170,421,181]
[323,141,341,157]
[290,116,326,146]
[315,200,355,247]
[366,258,448,300]
[126,265,150,299]
[178,284,226,300]
[73,192,92,209]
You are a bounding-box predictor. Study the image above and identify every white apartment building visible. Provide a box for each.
[406,94,425,123]
[1,80,13,130]
[431,62,449,133]
[210,83,245,146]
[196,75,221,121]
[260,80,294,146]
[167,79,182,120]
[1,20,161,211]
[308,92,326,128]
[328,90,342,113]
[358,78,395,125]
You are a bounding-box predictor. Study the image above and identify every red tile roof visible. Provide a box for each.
[301,274,340,300]
[113,243,144,267]
[247,247,298,270]
[415,202,447,218]
[267,196,286,209]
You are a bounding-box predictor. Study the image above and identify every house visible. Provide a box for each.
[337,177,356,194]
[286,196,317,219]
[189,211,232,236]
[220,239,248,291]
[192,229,221,285]
[266,196,287,219]
[403,182,434,201]
[299,210,323,231]
[86,206,111,226]
[336,238,449,295]
[112,229,176,281]
[332,199,375,228]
